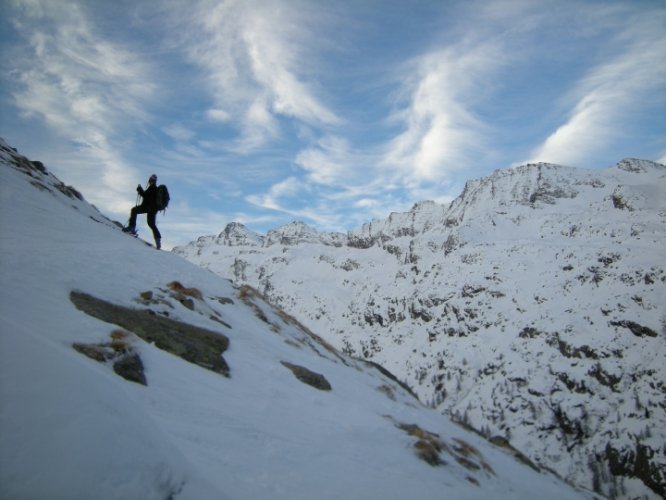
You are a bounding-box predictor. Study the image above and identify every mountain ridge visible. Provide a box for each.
[175,158,666,498]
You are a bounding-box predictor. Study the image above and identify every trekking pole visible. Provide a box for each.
[127,192,140,228]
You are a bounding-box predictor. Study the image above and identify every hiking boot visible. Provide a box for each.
[155,238,161,250]
[122,226,137,235]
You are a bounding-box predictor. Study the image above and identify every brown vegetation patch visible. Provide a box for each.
[167,281,203,300]
[73,329,146,385]
[414,439,444,466]
[389,418,496,481]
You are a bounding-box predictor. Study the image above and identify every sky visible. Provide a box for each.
[1,0,665,249]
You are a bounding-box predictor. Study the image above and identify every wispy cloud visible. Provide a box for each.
[176,0,340,153]
[658,152,666,165]
[245,177,346,229]
[246,176,305,212]
[252,10,512,228]
[381,42,500,181]
[8,0,156,208]
[295,135,364,186]
[527,6,666,166]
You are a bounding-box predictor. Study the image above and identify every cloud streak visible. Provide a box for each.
[381,41,501,182]
[8,0,156,208]
[177,0,340,152]
[528,6,666,165]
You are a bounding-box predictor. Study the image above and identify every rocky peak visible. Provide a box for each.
[266,221,346,247]
[347,201,450,250]
[217,222,264,247]
[615,158,666,173]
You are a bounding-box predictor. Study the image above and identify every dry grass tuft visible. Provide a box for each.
[452,438,481,458]
[72,329,146,385]
[389,417,496,480]
[452,438,495,475]
[109,329,132,352]
[74,330,135,360]
[238,285,258,300]
[399,423,442,446]
[237,285,270,323]
[414,439,443,466]
[396,422,449,466]
[167,281,203,300]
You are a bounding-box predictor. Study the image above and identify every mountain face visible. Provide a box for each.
[0,141,597,499]
[175,160,666,499]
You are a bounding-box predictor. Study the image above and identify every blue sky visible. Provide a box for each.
[2,0,665,249]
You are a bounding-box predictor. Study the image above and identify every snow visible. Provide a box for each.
[174,158,666,498]
[0,140,595,498]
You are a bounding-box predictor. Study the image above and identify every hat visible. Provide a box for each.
[149,174,157,184]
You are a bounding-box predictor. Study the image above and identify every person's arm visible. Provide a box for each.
[137,184,145,196]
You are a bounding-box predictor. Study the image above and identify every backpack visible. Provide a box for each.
[156,184,170,212]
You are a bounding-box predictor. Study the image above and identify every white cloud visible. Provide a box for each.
[163,124,195,142]
[206,108,232,123]
[382,41,501,182]
[295,135,358,185]
[245,175,361,230]
[8,0,156,204]
[527,7,666,166]
[657,152,666,165]
[178,0,340,152]
[246,177,304,212]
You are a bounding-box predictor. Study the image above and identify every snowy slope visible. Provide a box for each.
[175,160,666,498]
[0,141,597,499]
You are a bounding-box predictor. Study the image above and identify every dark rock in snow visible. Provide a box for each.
[70,291,230,377]
[281,361,332,391]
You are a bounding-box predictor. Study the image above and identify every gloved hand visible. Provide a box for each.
[136,184,142,193]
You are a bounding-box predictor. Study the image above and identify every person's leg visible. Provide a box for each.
[124,205,146,232]
[147,211,161,248]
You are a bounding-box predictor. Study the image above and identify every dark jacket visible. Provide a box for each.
[138,184,158,211]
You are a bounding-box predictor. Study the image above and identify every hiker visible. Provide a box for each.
[123,174,162,249]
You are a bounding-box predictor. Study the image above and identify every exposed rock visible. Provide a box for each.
[280,361,331,391]
[606,442,665,498]
[73,330,147,386]
[610,320,658,338]
[70,291,230,377]
[112,353,147,386]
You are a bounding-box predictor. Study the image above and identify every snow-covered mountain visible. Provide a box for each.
[175,159,666,499]
[0,141,600,498]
